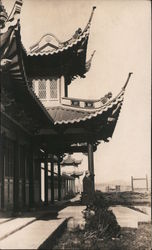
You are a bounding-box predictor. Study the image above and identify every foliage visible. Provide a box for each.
[83,190,120,240]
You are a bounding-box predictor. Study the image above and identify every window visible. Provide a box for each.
[50,78,57,99]
[38,79,46,99]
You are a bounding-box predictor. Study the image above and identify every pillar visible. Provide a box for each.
[0,135,5,209]
[22,145,26,207]
[13,140,19,212]
[87,142,95,191]
[38,160,41,202]
[44,153,48,204]
[146,175,148,191]
[131,176,133,191]
[57,159,61,201]
[51,161,54,203]
[29,145,34,208]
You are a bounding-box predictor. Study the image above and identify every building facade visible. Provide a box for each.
[0,0,132,212]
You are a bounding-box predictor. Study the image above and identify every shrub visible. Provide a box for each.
[83,190,120,240]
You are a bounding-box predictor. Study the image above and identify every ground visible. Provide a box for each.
[52,222,151,250]
[52,191,151,250]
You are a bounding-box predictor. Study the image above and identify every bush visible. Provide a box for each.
[83,190,120,240]
[92,190,109,209]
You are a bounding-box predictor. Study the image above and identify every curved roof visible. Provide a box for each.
[1,1,96,84]
[24,7,96,83]
[0,0,54,132]
[61,154,82,166]
[46,73,132,125]
[28,7,96,56]
[28,28,89,56]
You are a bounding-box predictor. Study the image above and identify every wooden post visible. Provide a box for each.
[38,160,41,202]
[13,140,19,212]
[57,159,61,201]
[146,175,148,191]
[22,145,26,207]
[29,145,34,209]
[87,142,95,191]
[44,152,48,204]
[131,176,134,191]
[0,135,5,209]
[51,161,54,203]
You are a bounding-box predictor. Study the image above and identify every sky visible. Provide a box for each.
[2,0,151,185]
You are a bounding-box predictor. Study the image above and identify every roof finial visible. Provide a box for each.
[7,0,23,21]
[122,72,133,90]
[84,6,96,32]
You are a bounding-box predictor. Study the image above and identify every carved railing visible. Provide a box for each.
[61,92,112,110]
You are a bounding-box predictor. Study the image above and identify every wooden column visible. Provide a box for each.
[29,145,34,208]
[131,176,134,191]
[44,153,48,204]
[22,145,26,207]
[0,135,5,209]
[38,160,41,202]
[87,142,95,191]
[13,140,19,212]
[51,161,54,203]
[57,159,61,201]
[146,175,148,191]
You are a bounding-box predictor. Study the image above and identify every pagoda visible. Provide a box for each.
[0,0,132,212]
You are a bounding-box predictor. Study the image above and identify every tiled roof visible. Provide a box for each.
[28,7,96,56]
[47,88,125,125]
[47,106,93,124]
[61,154,82,166]
[28,28,89,56]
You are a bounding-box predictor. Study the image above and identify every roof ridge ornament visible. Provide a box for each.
[83,6,96,32]
[122,72,133,90]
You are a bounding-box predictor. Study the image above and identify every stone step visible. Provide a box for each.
[0,217,67,249]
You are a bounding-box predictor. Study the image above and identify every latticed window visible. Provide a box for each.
[38,79,46,99]
[50,78,57,99]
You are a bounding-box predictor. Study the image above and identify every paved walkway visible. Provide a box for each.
[0,216,66,249]
[58,205,86,231]
[0,196,85,249]
[110,205,151,228]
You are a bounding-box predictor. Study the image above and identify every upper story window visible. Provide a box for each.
[32,77,59,104]
[50,78,57,99]
[38,79,46,99]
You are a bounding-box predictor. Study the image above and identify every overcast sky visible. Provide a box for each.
[3,0,151,185]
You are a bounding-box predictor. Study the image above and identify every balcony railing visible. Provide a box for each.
[61,93,112,109]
